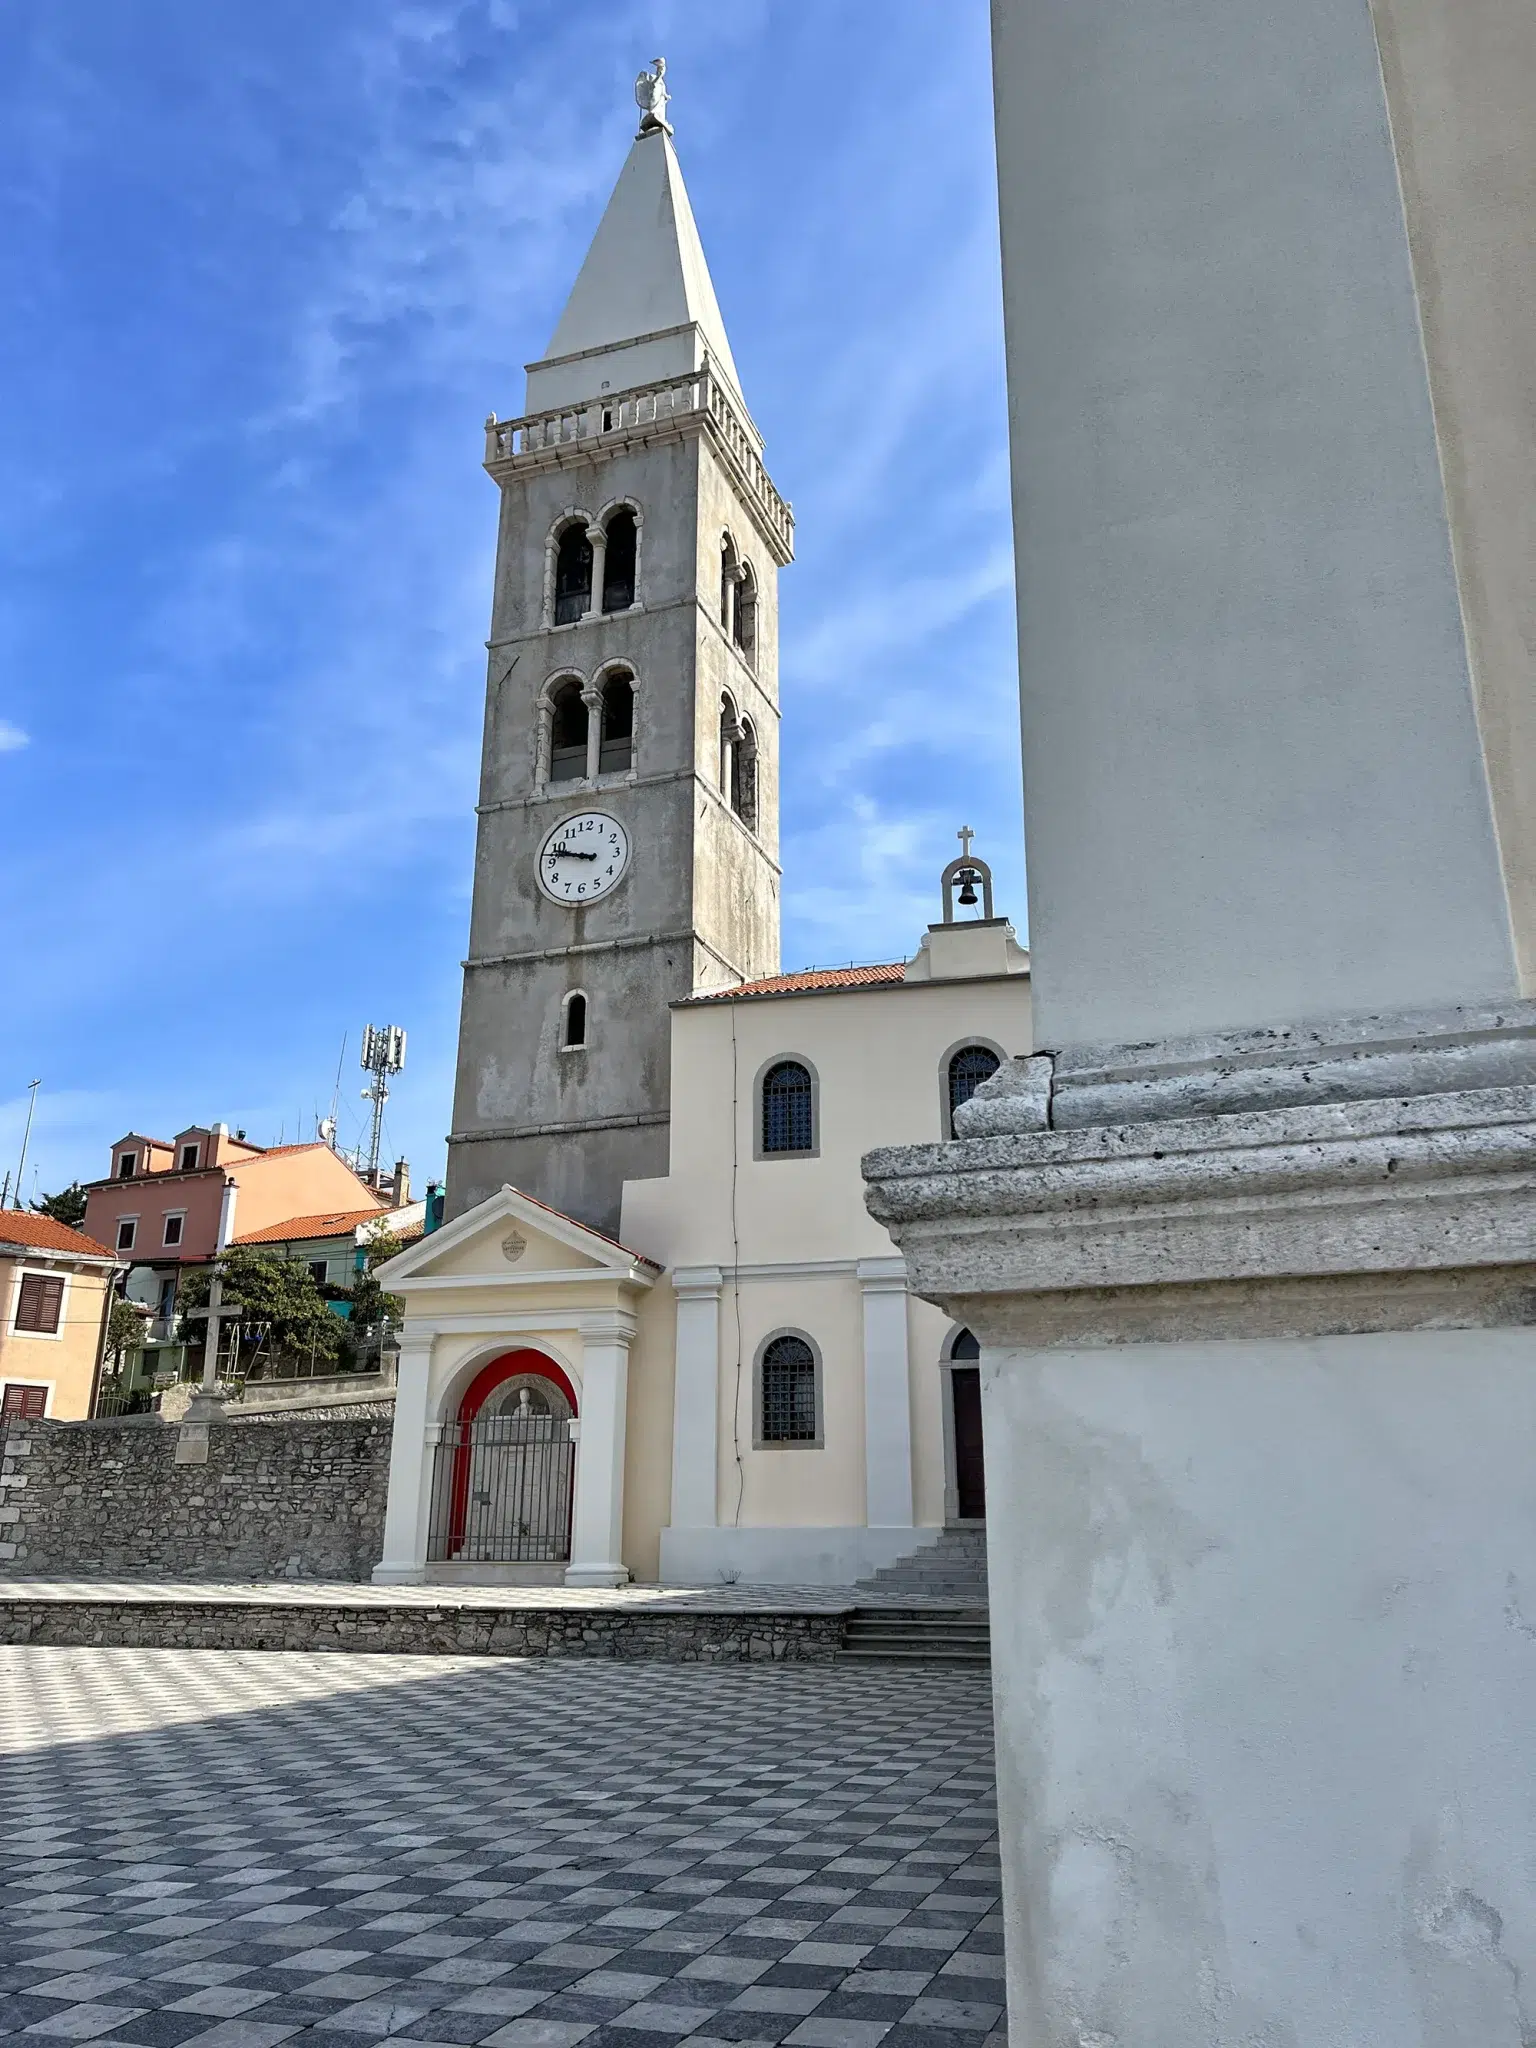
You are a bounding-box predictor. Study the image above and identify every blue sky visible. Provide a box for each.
[0,0,1021,1204]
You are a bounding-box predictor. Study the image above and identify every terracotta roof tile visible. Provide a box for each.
[686,963,907,1003]
[0,1210,118,1259]
[234,1208,399,1246]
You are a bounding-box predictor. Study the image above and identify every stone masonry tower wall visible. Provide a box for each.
[446,115,791,1235]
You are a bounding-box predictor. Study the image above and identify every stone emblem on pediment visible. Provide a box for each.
[501,1230,528,1264]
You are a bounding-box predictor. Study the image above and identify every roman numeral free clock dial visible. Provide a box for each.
[536,811,631,905]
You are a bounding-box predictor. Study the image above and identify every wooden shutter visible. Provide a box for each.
[2,1384,48,1420]
[14,1273,64,1334]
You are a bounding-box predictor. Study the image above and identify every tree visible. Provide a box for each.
[343,1224,407,1368]
[177,1248,342,1378]
[106,1299,146,1363]
[33,1183,87,1226]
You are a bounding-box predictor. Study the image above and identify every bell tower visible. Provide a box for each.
[446,71,793,1236]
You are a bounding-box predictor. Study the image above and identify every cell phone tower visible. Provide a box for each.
[359,1025,406,1184]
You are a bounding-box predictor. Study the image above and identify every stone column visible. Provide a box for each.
[864,2,1536,2039]
[857,1257,912,1530]
[566,1310,635,1588]
[584,523,607,621]
[668,1266,722,1529]
[581,683,603,781]
[372,1334,434,1585]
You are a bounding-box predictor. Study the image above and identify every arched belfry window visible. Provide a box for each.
[602,507,637,612]
[947,1045,1001,1135]
[599,671,634,775]
[734,563,758,667]
[720,693,740,792]
[732,716,758,834]
[758,1333,820,1444]
[554,523,593,625]
[549,680,588,781]
[562,991,588,1050]
[760,1059,815,1156]
[720,533,740,632]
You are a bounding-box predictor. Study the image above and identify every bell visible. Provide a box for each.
[957,869,979,907]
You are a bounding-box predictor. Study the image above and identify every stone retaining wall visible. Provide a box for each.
[0,1416,389,1581]
[0,1596,845,1661]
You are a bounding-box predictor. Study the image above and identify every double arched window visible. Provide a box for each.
[548,504,641,627]
[719,533,758,669]
[760,1059,815,1157]
[719,695,758,833]
[758,1332,820,1444]
[543,668,636,783]
[946,1044,1001,1136]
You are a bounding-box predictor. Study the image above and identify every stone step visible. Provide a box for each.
[838,1604,991,1665]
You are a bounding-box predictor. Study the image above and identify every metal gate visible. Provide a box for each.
[426,1412,575,1562]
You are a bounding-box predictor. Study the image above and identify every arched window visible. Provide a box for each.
[549,680,588,782]
[720,533,740,632]
[760,1060,815,1156]
[602,507,637,612]
[732,716,758,833]
[947,1044,1001,1135]
[950,1327,980,1360]
[734,563,758,666]
[719,692,740,792]
[598,670,634,775]
[759,1333,820,1444]
[562,991,588,1050]
[553,523,593,625]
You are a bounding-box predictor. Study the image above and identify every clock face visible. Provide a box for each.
[536,811,631,905]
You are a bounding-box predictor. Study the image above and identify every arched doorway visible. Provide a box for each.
[946,1329,985,1521]
[427,1349,577,1563]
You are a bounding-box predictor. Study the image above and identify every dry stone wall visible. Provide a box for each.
[0,1416,389,1581]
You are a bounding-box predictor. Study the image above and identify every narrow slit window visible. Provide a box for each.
[553,524,593,624]
[549,681,588,782]
[563,992,588,1048]
[598,673,634,775]
[602,507,637,612]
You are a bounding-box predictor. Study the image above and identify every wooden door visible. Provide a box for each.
[951,1367,986,1519]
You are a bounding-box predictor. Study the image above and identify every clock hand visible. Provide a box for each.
[551,845,599,860]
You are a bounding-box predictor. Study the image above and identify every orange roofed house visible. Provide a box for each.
[1,1211,121,1422]
[81,1124,398,1390]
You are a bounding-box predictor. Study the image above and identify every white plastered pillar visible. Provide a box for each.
[858,1257,913,1529]
[565,1309,636,1588]
[372,1331,434,1584]
[669,1266,722,1529]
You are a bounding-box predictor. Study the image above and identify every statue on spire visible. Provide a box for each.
[635,56,673,138]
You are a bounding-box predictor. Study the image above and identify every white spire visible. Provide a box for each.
[524,91,743,414]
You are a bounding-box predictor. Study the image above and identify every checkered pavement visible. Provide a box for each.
[0,1649,1004,2048]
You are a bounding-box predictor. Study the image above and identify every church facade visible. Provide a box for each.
[376,84,1031,1587]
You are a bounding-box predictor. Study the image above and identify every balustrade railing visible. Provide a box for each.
[485,363,793,557]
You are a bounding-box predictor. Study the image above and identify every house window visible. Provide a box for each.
[553,522,594,624]
[759,1333,820,1444]
[549,680,588,782]
[2,1384,48,1420]
[308,1260,329,1288]
[116,1218,137,1252]
[14,1274,64,1335]
[163,1213,185,1248]
[118,1152,137,1180]
[562,991,588,1050]
[947,1045,1002,1135]
[602,506,637,612]
[598,671,634,775]
[179,1143,200,1171]
[760,1060,815,1156]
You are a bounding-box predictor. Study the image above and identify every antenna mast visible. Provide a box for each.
[359,1025,406,1185]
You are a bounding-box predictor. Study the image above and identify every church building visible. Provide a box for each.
[376,71,1031,1587]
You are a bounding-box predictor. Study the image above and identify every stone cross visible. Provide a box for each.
[957,825,975,861]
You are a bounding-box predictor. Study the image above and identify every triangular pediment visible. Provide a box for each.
[377,1185,657,1290]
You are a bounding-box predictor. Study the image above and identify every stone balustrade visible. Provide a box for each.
[484,362,794,563]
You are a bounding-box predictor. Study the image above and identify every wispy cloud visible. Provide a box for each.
[0,721,27,754]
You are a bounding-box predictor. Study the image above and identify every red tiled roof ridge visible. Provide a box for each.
[234,1206,401,1246]
[0,1209,118,1259]
[687,962,906,1002]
